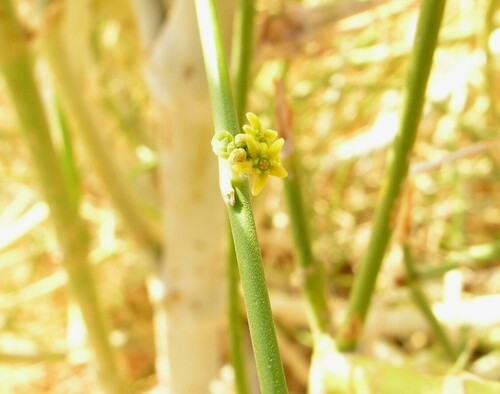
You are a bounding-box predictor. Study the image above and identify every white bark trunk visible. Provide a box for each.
[143,1,233,392]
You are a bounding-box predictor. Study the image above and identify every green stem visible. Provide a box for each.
[283,150,331,340]
[232,0,255,124]
[227,179,288,394]
[228,2,255,393]
[451,241,500,263]
[417,241,500,280]
[227,229,251,394]
[195,1,288,392]
[275,70,331,341]
[0,2,125,393]
[40,8,162,253]
[337,0,447,350]
[55,96,81,208]
[403,245,456,360]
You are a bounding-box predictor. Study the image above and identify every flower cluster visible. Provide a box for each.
[211,112,287,195]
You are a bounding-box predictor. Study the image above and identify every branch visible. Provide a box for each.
[338,0,448,350]
[40,5,162,252]
[195,0,288,392]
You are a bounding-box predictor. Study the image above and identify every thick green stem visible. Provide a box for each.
[337,0,447,350]
[0,2,125,393]
[195,1,288,392]
[403,245,456,360]
[227,229,251,394]
[232,0,255,124]
[229,2,255,393]
[196,4,239,135]
[227,179,288,394]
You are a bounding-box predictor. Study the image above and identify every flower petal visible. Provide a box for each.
[252,173,269,195]
[245,136,262,158]
[270,163,288,178]
[267,138,285,159]
[246,112,262,130]
[263,129,278,143]
[233,161,254,174]
[242,124,257,137]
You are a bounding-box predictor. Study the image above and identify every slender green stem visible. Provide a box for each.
[228,2,255,393]
[418,241,500,279]
[226,179,288,394]
[0,2,125,393]
[232,0,255,124]
[275,81,331,340]
[55,96,81,208]
[403,245,456,360]
[195,1,288,392]
[40,8,162,253]
[337,0,448,350]
[275,74,331,341]
[283,153,331,340]
[227,229,251,394]
[196,1,238,136]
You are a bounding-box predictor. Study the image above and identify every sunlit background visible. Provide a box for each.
[1,0,500,392]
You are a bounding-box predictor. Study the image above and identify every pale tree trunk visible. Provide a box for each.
[132,1,234,392]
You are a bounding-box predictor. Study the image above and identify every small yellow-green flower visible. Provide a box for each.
[243,112,278,144]
[212,112,287,195]
[233,137,287,195]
